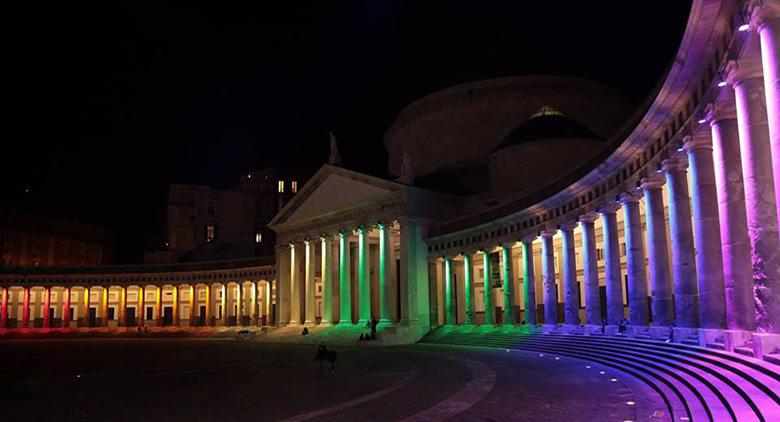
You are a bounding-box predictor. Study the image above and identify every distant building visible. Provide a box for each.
[0,213,113,267]
[157,166,311,263]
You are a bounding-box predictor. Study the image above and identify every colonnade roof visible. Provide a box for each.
[0,256,274,276]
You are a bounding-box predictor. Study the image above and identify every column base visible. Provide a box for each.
[337,320,353,325]
[751,332,780,359]
[672,327,699,344]
[319,320,332,327]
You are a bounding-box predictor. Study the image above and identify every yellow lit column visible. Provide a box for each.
[265,282,272,325]
[101,286,109,327]
[119,286,127,327]
[220,284,227,326]
[189,285,195,326]
[251,282,258,325]
[155,285,162,326]
[236,283,243,326]
[82,286,91,327]
[205,284,213,326]
[43,286,52,328]
[304,240,316,325]
[172,285,179,326]
[138,286,145,326]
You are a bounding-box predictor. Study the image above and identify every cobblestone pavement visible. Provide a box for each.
[0,339,668,421]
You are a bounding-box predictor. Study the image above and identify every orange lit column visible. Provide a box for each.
[101,286,109,327]
[155,286,162,326]
[43,286,51,328]
[82,286,91,327]
[188,285,195,326]
[172,285,179,326]
[22,287,31,328]
[138,286,145,326]
[1,287,8,328]
[206,284,213,326]
[251,282,258,326]
[236,283,243,326]
[119,286,127,327]
[62,287,71,327]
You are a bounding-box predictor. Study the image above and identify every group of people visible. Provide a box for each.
[315,342,337,373]
[358,317,379,342]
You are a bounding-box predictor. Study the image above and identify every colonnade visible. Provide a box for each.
[0,280,273,329]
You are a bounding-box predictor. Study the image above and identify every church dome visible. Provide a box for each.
[493,106,602,152]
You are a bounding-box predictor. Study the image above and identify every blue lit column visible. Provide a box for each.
[540,230,558,325]
[560,222,579,326]
[621,191,649,326]
[641,174,674,326]
[521,237,537,325]
[579,214,601,326]
[599,201,624,325]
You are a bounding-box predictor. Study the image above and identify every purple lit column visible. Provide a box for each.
[684,134,727,328]
[755,5,780,229]
[710,111,755,330]
[663,156,699,327]
[621,192,649,326]
[540,230,558,325]
[641,174,674,326]
[599,202,624,325]
[521,238,537,325]
[579,213,602,325]
[560,222,579,326]
[730,58,780,332]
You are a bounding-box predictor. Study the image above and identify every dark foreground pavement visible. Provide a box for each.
[0,339,668,421]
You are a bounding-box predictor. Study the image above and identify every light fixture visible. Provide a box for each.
[626,401,636,406]
[698,117,707,124]
[717,80,728,88]
[739,23,750,32]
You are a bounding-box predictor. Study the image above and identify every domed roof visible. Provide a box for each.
[493,106,602,152]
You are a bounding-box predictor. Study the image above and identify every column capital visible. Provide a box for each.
[619,190,643,204]
[705,100,738,124]
[598,200,621,214]
[640,173,665,190]
[578,212,599,224]
[519,234,537,244]
[726,57,764,85]
[539,229,556,238]
[750,1,780,31]
[558,221,578,232]
[661,156,688,173]
[683,134,712,152]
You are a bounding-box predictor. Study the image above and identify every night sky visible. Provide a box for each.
[2,1,691,262]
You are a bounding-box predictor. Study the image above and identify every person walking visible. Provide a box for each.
[315,342,328,374]
[326,348,337,373]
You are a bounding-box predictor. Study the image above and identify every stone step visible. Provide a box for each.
[706,342,726,350]
[734,346,755,357]
[763,353,780,366]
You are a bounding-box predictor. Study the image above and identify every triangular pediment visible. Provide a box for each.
[269,165,404,228]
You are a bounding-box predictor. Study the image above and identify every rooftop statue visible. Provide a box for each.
[329,131,341,166]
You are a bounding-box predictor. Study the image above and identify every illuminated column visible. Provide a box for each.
[579,214,601,326]
[22,287,30,328]
[621,191,649,326]
[378,224,392,324]
[155,285,162,326]
[711,110,755,330]
[755,4,780,227]
[275,244,290,325]
[99,286,108,327]
[82,286,91,327]
[43,286,51,328]
[220,284,227,326]
[208,284,217,326]
[444,256,456,325]
[501,244,517,324]
[663,156,699,327]
[338,232,352,324]
[172,285,180,326]
[239,283,246,325]
[397,218,430,328]
[540,230,558,325]
[600,202,624,325]
[463,253,475,325]
[251,282,257,325]
[138,286,145,326]
[1,287,7,328]
[684,134,727,328]
[290,242,302,325]
[265,282,272,324]
[560,222,579,326]
[62,287,71,327]
[188,285,195,326]
[119,286,127,327]
[357,227,371,325]
[641,175,674,326]
[729,58,780,332]
[304,240,316,325]
[321,235,333,325]
[481,250,495,325]
[521,238,537,325]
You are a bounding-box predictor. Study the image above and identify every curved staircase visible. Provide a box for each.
[420,326,780,422]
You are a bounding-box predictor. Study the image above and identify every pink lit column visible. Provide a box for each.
[22,287,30,328]
[1,287,8,328]
[663,156,699,327]
[621,192,649,326]
[540,230,558,325]
[710,110,755,330]
[43,286,51,328]
[560,222,579,326]
[599,202,624,325]
[684,134,727,328]
[62,287,71,327]
[641,174,674,326]
[579,214,602,326]
[730,58,780,332]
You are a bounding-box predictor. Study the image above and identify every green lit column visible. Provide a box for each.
[320,235,333,325]
[500,244,517,324]
[378,223,392,324]
[338,232,352,324]
[482,250,495,325]
[444,256,456,325]
[521,238,537,325]
[289,243,302,325]
[357,227,371,325]
[304,240,316,325]
[463,253,474,325]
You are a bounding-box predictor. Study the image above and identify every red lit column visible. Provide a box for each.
[43,286,51,328]
[1,287,8,329]
[22,287,30,328]
[62,287,71,327]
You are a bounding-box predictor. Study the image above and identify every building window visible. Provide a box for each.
[255,233,262,243]
[291,180,298,193]
[597,248,604,261]
[277,180,285,193]
[206,225,216,242]
[620,243,626,256]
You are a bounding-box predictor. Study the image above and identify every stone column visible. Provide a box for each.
[321,235,333,325]
[208,284,217,326]
[155,286,163,326]
[357,227,371,325]
[220,284,227,326]
[188,285,195,326]
[275,244,290,325]
[579,214,602,326]
[290,242,302,325]
[559,222,579,326]
[338,232,352,324]
[237,283,245,326]
[500,244,517,324]
[444,256,456,324]
[711,111,755,330]
[621,191,649,326]
[0,287,7,328]
[684,134,727,328]
[304,240,316,325]
[463,253,475,325]
[730,57,780,332]
[118,286,127,327]
[663,156,700,327]
[82,286,90,327]
[22,287,30,328]
[398,218,430,332]
[378,224,392,324]
[541,230,558,325]
[641,174,674,326]
[62,287,71,328]
[138,286,145,326]
[43,286,51,328]
[101,286,110,327]
[600,202,624,325]
[171,285,180,326]
[521,238,537,325]
[481,250,495,325]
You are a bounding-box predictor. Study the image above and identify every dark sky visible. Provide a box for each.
[2,1,692,262]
